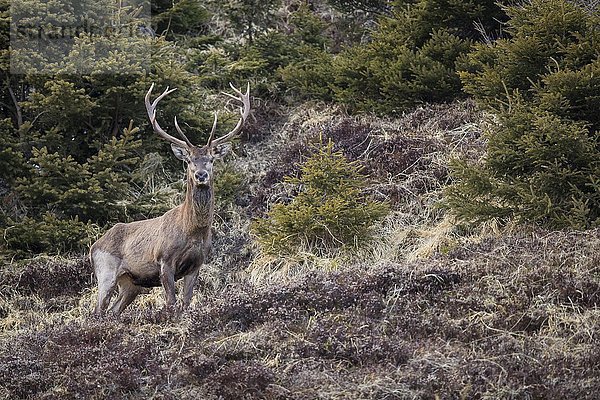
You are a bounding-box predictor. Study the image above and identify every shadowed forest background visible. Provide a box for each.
[0,0,599,398]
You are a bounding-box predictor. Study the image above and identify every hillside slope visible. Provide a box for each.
[1,229,598,399]
[1,103,599,399]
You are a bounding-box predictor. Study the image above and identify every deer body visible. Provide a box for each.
[91,180,212,314]
[91,83,250,315]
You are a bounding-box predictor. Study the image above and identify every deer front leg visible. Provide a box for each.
[160,261,177,307]
[181,267,200,310]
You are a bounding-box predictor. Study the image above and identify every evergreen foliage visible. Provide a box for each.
[446,103,600,228]
[326,0,391,14]
[152,0,211,39]
[459,0,600,129]
[15,124,141,224]
[279,47,335,101]
[0,0,208,257]
[253,141,389,256]
[0,119,26,185]
[195,3,333,98]
[213,164,246,208]
[331,28,472,113]
[2,214,96,256]
[282,0,506,113]
[221,0,282,43]
[391,0,507,44]
[447,0,600,229]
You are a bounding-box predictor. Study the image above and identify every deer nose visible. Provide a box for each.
[195,171,209,182]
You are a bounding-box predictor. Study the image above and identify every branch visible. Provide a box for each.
[7,83,23,130]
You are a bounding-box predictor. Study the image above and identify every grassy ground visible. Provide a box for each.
[1,102,598,399]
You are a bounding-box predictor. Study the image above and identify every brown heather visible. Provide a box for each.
[1,102,597,399]
[1,228,598,399]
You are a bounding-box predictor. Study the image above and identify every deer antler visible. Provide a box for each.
[173,116,194,146]
[206,111,219,146]
[145,84,194,148]
[208,82,251,147]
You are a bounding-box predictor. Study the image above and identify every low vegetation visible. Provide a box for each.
[2,100,599,398]
[253,140,389,256]
[1,0,599,398]
[1,227,598,398]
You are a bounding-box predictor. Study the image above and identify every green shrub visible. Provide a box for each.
[279,46,335,101]
[459,0,600,130]
[390,0,507,45]
[447,0,600,229]
[214,164,246,207]
[14,124,141,225]
[253,140,389,256]
[445,103,600,228]
[332,28,472,114]
[291,4,332,47]
[220,0,282,43]
[152,0,211,39]
[282,0,505,114]
[2,213,96,256]
[327,0,390,14]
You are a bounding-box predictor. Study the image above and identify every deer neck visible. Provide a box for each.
[181,176,214,232]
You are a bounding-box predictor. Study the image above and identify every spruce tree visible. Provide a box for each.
[281,0,507,113]
[253,141,389,256]
[447,0,600,228]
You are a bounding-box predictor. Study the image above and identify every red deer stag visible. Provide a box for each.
[90,83,251,315]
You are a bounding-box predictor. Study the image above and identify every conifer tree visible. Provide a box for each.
[282,0,507,113]
[253,141,389,256]
[447,0,600,229]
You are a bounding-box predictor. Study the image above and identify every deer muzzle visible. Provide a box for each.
[194,170,210,186]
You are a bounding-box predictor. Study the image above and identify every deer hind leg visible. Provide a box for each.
[108,275,141,315]
[92,250,121,315]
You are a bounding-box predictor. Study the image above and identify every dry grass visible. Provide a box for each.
[1,228,598,398]
[240,99,488,278]
[1,101,598,398]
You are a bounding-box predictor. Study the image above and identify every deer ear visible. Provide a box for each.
[212,143,232,159]
[171,144,189,161]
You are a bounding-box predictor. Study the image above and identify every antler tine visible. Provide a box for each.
[206,111,219,146]
[211,82,251,147]
[145,84,189,149]
[151,87,176,108]
[173,116,194,148]
[224,81,244,98]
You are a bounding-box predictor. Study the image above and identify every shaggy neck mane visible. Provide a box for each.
[181,176,213,232]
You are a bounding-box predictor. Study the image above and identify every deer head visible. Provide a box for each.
[144,82,251,187]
